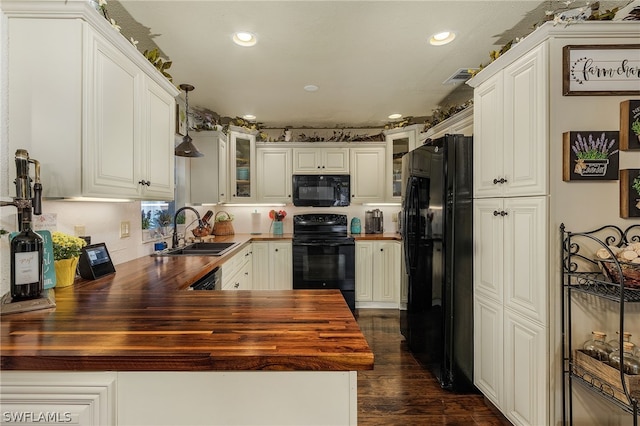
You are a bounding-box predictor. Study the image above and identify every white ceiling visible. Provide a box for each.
[112,1,626,128]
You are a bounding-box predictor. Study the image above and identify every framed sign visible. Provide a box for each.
[563,45,640,95]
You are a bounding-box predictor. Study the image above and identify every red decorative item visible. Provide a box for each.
[269,210,287,221]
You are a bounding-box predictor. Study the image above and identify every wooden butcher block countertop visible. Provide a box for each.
[0,235,373,372]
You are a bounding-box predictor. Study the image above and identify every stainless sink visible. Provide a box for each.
[152,242,240,257]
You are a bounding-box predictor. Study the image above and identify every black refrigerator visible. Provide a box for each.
[399,134,475,392]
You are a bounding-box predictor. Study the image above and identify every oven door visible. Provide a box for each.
[292,240,355,291]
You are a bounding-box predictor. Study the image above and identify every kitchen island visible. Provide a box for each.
[0,236,373,425]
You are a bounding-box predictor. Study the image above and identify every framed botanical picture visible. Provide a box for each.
[620,100,640,150]
[620,169,640,218]
[562,131,620,181]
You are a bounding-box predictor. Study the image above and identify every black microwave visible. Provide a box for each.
[292,175,350,207]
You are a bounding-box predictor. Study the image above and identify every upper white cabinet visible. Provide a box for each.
[473,44,547,199]
[189,131,228,204]
[350,146,385,204]
[228,126,257,202]
[422,107,474,141]
[383,126,417,201]
[4,3,179,200]
[257,146,292,204]
[292,147,349,174]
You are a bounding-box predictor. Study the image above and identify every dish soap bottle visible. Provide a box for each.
[350,217,361,234]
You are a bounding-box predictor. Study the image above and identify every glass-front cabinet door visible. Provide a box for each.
[228,126,257,202]
[384,125,419,201]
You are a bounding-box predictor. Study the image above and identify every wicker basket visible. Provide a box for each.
[600,259,640,289]
[212,211,235,236]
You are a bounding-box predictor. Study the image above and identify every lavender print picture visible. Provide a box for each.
[562,131,620,181]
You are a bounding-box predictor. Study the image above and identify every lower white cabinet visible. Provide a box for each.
[0,372,116,425]
[473,196,547,426]
[355,240,400,308]
[221,244,253,290]
[252,241,292,290]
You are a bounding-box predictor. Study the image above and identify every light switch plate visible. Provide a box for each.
[120,221,130,238]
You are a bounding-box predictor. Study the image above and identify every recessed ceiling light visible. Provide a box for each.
[388,113,402,120]
[243,114,256,121]
[304,84,319,92]
[233,31,257,47]
[429,31,456,46]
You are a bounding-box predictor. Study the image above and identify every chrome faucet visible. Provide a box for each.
[172,207,203,248]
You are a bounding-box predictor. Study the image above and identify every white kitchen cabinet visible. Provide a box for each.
[0,371,116,425]
[252,241,292,290]
[228,126,257,202]
[292,147,349,174]
[355,240,400,308]
[4,5,178,200]
[422,107,474,141]
[190,131,228,204]
[383,125,420,201]
[257,146,292,204]
[473,43,547,199]
[350,146,385,204]
[473,196,547,425]
[221,244,253,290]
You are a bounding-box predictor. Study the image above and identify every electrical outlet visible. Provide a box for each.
[391,213,398,222]
[74,225,86,236]
[120,221,130,239]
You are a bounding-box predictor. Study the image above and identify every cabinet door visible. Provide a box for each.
[271,242,292,290]
[473,198,504,302]
[350,147,385,203]
[229,130,256,201]
[292,149,321,173]
[323,148,350,173]
[503,196,547,324]
[355,242,373,302]
[251,242,270,290]
[503,44,548,197]
[473,72,504,198]
[385,132,411,201]
[257,148,292,203]
[373,241,400,304]
[140,78,175,200]
[503,310,546,426]
[473,293,504,410]
[190,132,223,204]
[84,28,142,198]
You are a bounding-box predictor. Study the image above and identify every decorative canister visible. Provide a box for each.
[272,221,283,235]
[350,217,361,234]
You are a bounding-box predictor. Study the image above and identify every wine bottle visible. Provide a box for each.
[10,213,44,301]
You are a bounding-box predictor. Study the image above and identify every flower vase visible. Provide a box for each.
[54,257,79,288]
[272,221,283,236]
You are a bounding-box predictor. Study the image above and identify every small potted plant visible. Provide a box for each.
[52,231,87,287]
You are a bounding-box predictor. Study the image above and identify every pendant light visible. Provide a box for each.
[175,83,203,157]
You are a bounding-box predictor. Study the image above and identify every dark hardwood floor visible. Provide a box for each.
[356,309,510,426]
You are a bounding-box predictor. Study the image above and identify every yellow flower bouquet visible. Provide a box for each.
[51,232,86,287]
